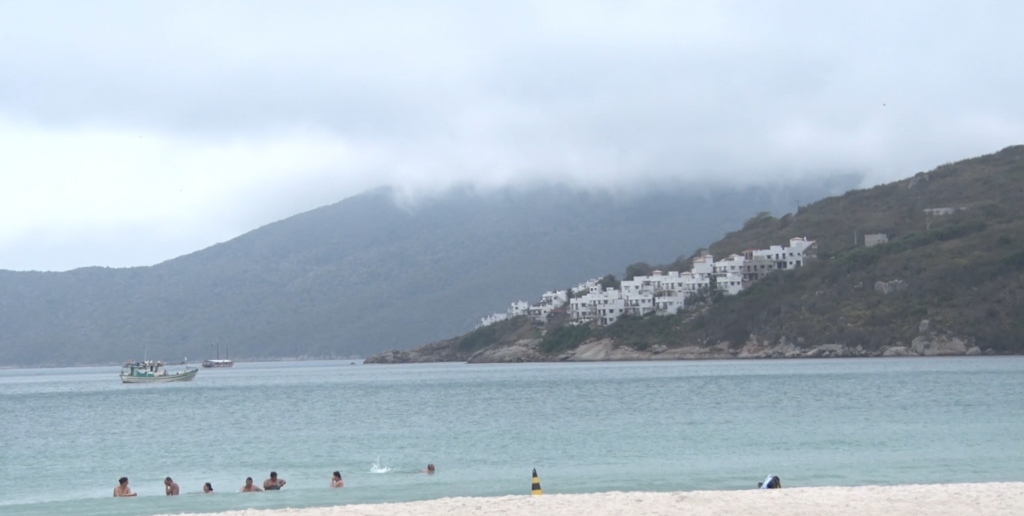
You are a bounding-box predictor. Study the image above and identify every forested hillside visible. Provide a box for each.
[0,180,852,366]
[367,145,1024,363]
[685,145,1024,353]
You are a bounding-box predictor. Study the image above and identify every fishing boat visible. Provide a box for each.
[202,342,234,368]
[120,360,198,383]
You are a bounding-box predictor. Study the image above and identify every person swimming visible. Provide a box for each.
[331,471,344,488]
[203,482,213,493]
[423,464,435,474]
[113,477,137,497]
[240,477,263,492]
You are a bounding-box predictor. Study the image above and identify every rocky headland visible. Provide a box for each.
[365,317,990,364]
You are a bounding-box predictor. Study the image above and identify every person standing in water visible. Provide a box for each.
[263,471,286,490]
[164,477,180,495]
[240,477,263,492]
[331,471,344,488]
[113,477,137,497]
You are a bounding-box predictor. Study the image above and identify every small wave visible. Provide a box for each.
[370,456,392,474]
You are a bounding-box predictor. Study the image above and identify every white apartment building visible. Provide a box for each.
[540,290,568,307]
[570,287,627,325]
[712,254,747,295]
[508,301,530,317]
[715,271,745,295]
[692,254,715,275]
[713,254,745,275]
[485,237,816,328]
[747,237,815,271]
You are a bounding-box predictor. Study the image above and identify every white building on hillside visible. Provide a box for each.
[479,313,508,327]
[485,237,816,328]
[864,233,888,247]
[508,301,529,317]
[478,299,531,328]
[571,287,627,325]
[540,290,568,307]
[747,237,815,271]
[713,254,745,275]
[692,254,715,275]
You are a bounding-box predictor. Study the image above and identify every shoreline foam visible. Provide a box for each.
[162,482,1024,516]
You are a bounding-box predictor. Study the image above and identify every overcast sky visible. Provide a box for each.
[1,1,1021,271]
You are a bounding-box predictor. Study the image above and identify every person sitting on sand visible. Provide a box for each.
[164,477,180,495]
[331,471,344,488]
[264,471,286,490]
[113,477,137,497]
[203,482,213,493]
[240,477,263,492]
[423,464,435,474]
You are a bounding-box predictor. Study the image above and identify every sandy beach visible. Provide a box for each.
[164,482,1024,516]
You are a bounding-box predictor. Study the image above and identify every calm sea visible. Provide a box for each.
[2,358,1023,515]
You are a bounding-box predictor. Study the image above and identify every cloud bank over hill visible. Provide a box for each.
[1,1,1022,270]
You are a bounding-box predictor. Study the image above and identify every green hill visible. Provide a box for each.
[367,145,1024,363]
[0,181,851,367]
[690,145,1024,354]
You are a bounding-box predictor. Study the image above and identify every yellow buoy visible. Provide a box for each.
[531,468,542,495]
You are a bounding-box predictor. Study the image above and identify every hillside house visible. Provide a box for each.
[864,233,889,247]
[924,207,959,217]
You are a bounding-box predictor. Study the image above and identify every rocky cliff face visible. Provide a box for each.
[362,340,469,363]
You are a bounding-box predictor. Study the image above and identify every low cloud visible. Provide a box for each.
[1,1,1022,270]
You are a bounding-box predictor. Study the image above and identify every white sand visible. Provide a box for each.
[168,482,1024,516]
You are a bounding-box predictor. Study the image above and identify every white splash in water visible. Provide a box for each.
[370,456,391,473]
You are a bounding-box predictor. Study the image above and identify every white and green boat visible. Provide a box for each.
[120,360,198,383]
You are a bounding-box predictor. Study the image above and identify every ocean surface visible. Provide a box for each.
[2,357,1024,515]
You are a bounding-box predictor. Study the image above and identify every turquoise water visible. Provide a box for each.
[2,358,1024,515]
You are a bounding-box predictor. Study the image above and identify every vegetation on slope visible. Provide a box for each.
[615,145,1024,353]
[384,145,1024,360]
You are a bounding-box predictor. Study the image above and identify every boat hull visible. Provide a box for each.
[202,360,234,368]
[120,368,199,383]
